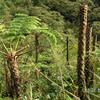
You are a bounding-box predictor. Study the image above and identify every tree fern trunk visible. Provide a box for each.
[35,34,39,64]
[4,61,13,97]
[6,52,21,100]
[77,4,90,100]
[92,34,97,51]
[85,26,94,88]
[66,35,69,65]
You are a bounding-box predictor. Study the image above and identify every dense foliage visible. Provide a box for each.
[0,0,100,100]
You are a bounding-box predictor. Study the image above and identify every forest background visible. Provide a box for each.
[0,0,100,100]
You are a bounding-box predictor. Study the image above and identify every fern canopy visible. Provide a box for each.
[0,13,58,45]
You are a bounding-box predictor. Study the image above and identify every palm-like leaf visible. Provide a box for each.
[1,13,58,45]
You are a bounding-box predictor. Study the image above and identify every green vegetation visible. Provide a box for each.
[0,0,100,100]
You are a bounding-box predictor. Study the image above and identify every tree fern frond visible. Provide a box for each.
[1,13,59,45]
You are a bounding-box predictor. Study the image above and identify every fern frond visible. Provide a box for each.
[1,13,59,45]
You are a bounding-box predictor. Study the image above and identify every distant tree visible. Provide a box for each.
[30,6,65,33]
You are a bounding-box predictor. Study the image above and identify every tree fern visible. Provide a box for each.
[77,4,90,100]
